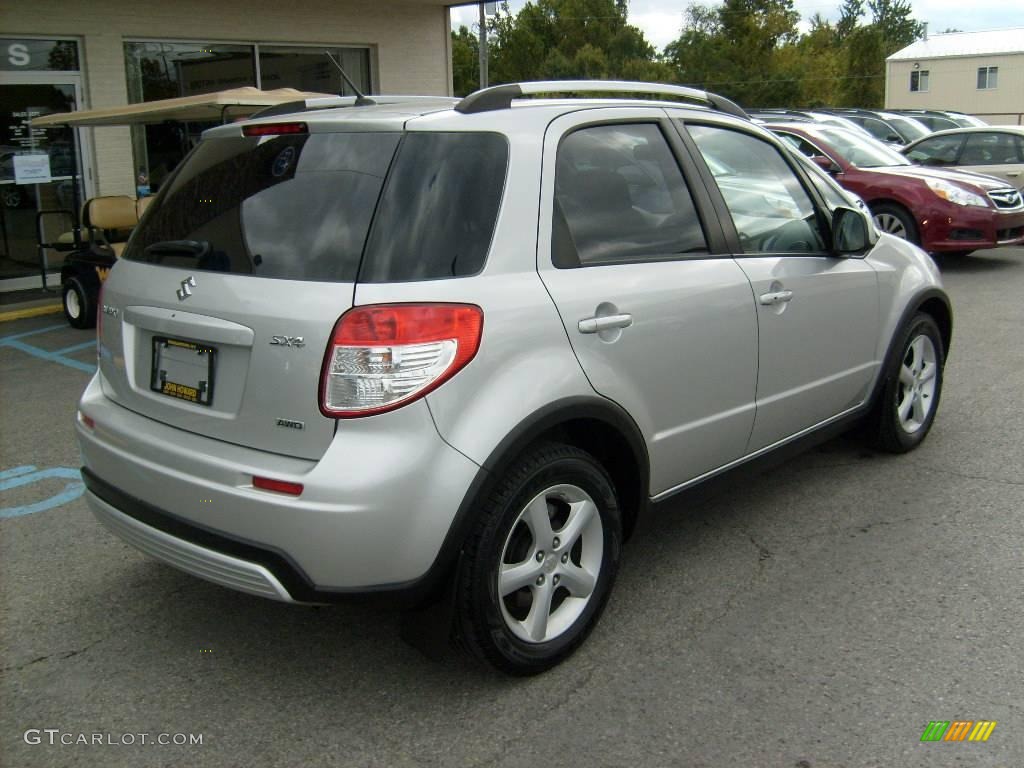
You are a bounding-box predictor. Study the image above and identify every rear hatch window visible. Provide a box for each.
[124,131,401,281]
[125,130,510,283]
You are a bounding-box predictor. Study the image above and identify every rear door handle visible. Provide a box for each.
[758,290,793,306]
[1006,171,1021,177]
[578,313,633,334]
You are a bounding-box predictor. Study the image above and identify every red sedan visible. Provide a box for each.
[769,122,1024,253]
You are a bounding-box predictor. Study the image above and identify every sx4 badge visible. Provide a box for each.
[270,336,304,348]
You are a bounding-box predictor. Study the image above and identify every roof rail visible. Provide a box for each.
[454,80,749,119]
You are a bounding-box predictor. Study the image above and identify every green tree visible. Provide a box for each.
[664,0,802,106]
[451,25,479,96]
[487,0,660,83]
[838,0,922,106]
[869,0,923,50]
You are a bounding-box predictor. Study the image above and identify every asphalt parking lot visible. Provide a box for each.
[1,248,1022,768]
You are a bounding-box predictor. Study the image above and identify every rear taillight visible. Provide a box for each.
[319,303,483,418]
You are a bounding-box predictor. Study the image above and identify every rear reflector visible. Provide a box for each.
[79,412,95,429]
[242,122,308,137]
[253,476,304,496]
[320,303,483,418]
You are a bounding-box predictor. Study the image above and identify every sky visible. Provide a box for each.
[450,1,1024,52]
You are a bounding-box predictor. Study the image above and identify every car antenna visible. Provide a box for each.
[324,50,376,106]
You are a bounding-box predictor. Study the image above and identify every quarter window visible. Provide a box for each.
[552,123,707,268]
[977,66,998,90]
[687,125,826,254]
[910,70,929,92]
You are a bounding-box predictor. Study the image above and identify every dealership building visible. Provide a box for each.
[0,0,458,286]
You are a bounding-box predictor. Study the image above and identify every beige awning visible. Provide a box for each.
[31,87,334,127]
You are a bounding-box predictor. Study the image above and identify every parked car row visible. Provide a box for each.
[751,108,1024,254]
[751,107,987,149]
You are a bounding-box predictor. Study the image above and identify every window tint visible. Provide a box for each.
[688,125,826,254]
[906,134,965,166]
[961,132,1023,165]
[359,132,508,282]
[552,123,707,267]
[125,132,401,282]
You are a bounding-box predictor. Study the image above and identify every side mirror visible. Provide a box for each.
[813,155,842,175]
[832,205,871,254]
[886,133,903,144]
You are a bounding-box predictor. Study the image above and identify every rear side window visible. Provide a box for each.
[905,134,965,166]
[553,123,707,268]
[359,132,509,282]
[961,132,1024,165]
[125,132,401,282]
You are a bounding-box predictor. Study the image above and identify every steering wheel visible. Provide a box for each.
[760,217,818,253]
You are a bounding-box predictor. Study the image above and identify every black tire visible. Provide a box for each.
[62,276,97,329]
[871,203,919,246]
[455,442,622,676]
[867,313,945,453]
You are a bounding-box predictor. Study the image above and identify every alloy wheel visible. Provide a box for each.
[498,483,604,644]
[896,334,938,433]
[874,212,907,239]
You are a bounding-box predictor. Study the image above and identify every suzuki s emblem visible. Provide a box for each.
[177,275,196,301]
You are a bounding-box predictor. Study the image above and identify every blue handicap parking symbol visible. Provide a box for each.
[0,465,86,519]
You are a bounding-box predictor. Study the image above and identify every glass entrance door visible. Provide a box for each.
[0,80,88,281]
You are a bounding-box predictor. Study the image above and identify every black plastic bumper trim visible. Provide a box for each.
[81,467,423,604]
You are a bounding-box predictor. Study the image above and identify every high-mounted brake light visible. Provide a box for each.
[253,476,304,496]
[242,122,308,137]
[319,303,483,418]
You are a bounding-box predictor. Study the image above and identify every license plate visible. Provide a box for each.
[150,337,216,406]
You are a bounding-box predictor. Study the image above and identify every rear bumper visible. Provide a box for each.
[86,485,296,602]
[921,204,1024,252]
[76,373,481,600]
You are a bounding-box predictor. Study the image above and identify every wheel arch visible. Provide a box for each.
[413,397,650,604]
[872,287,953,409]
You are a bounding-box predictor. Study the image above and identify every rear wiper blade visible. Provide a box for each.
[144,240,211,260]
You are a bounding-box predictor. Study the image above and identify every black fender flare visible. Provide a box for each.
[411,395,650,603]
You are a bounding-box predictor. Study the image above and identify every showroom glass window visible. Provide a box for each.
[258,46,370,96]
[124,42,372,193]
[124,42,255,193]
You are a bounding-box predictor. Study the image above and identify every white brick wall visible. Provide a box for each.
[3,0,452,195]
